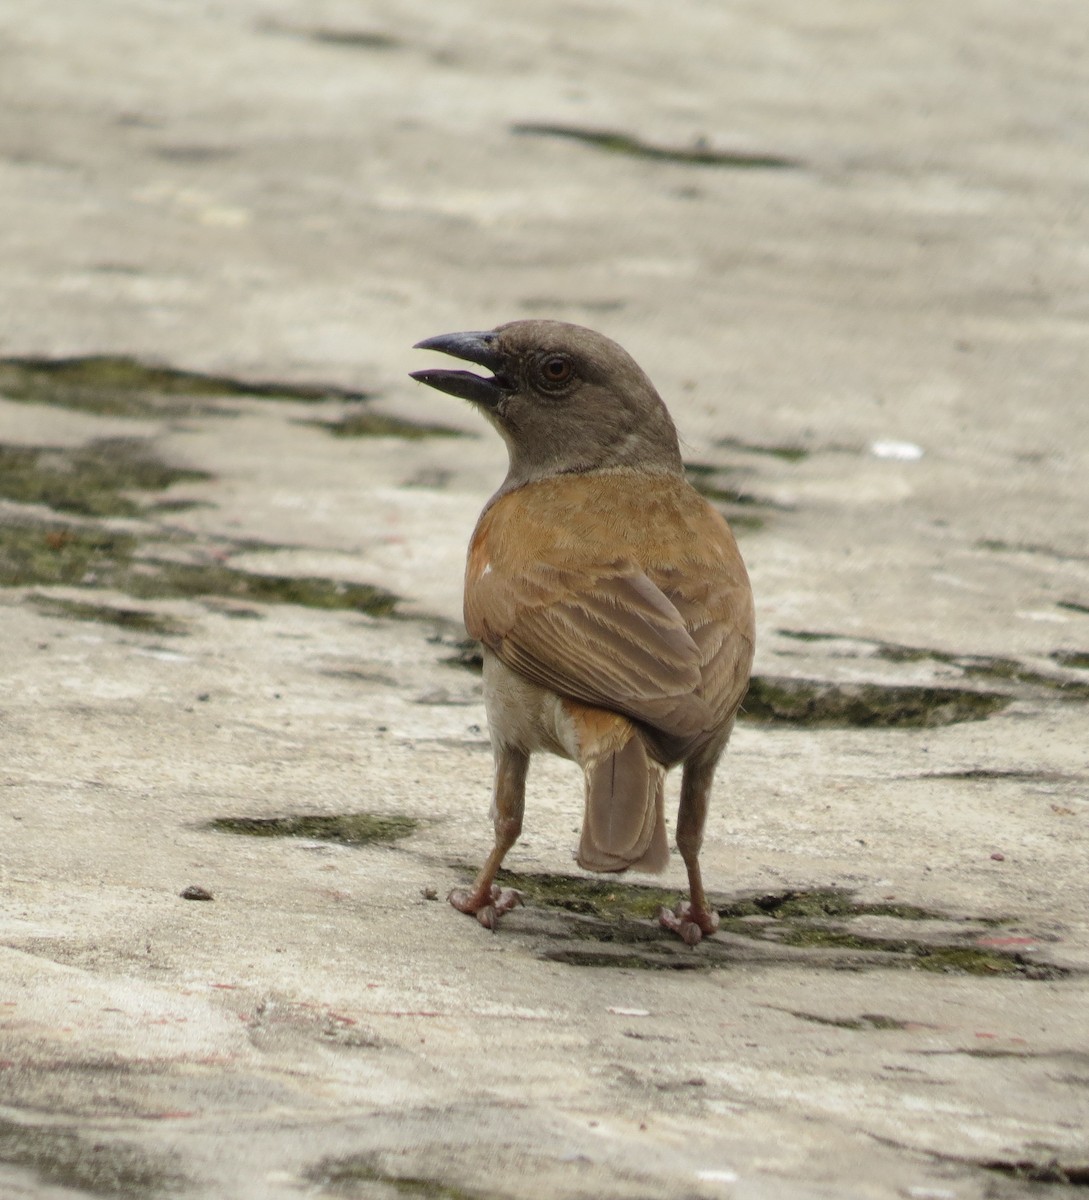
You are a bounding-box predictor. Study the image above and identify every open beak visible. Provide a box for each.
[410,330,511,408]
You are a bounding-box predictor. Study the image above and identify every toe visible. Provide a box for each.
[476,905,499,930]
[659,902,716,945]
[698,909,721,936]
[678,920,704,946]
[448,887,478,915]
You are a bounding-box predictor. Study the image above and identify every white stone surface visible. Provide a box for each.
[1,2,1087,1197]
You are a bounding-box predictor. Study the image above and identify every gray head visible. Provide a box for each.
[410,319,683,487]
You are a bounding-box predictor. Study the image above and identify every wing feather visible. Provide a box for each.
[464,473,755,752]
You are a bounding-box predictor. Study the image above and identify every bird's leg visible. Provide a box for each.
[449,744,528,930]
[660,754,721,945]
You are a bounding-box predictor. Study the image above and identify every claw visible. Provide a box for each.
[493,887,523,913]
[659,901,719,945]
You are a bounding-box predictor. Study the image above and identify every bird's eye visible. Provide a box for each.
[539,355,573,386]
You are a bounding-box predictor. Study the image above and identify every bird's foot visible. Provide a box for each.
[659,901,720,946]
[448,884,523,930]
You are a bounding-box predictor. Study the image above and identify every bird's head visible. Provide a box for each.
[411,319,682,485]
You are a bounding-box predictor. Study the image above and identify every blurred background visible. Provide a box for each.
[2,0,1086,635]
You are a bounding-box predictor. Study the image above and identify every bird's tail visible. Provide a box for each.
[576,721,669,874]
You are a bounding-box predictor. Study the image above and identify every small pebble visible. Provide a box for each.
[990,852,1005,862]
[180,885,214,901]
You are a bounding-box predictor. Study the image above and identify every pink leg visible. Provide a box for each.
[449,745,527,930]
[660,754,722,945]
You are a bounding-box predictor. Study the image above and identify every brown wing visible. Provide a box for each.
[464,473,753,748]
[475,555,715,740]
[653,559,755,734]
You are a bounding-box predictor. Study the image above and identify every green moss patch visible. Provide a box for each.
[683,462,783,533]
[914,768,1074,784]
[715,436,810,462]
[782,1010,914,1031]
[494,869,683,921]
[306,29,401,50]
[542,946,709,970]
[307,1154,489,1199]
[717,888,946,923]
[433,631,484,673]
[123,560,398,616]
[769,927,1044,977]
[489,880,946,930]
[0,439,208,517]
[207,813,419,846]
[910,651,1089,700]
[0,354,369,417]
[262,20,401,51]
[30,593,187,635]
[512,123,799,170]
[980,1159,1089,1186]
[976,537,1089,565]
[740,675,1010,727]
[720,889,1060,978]
[0,1117,187,1197]
[1,517,398,615]
[778,629,1089,704]
[485,874,1063,978]
[1051,649,1089,671]
[684,462,784,508]
[311,408,465,440]
[0,523,136,589]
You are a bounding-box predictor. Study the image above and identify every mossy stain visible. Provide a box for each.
[783,1010,914,1031]
[208,813,418,846]
[771,926,1040,976]
[124,561,398,616]
[0,523,136,589]
[740,675,1009,727]
[718,888,946,923]
[0,438,208,517]
[542,947,708,971]
[512,123,799,170]
[1052,649,1089,671]
[685,462,789,507]
[306,1154,489,1198]
[0,518,398,616]
[307,29,401,51]
[31,593,187,635]
[715,436,810,462]
[311,408,465,440]
[980,1159,1089,1186]
[0,1117,187,1197]
[488,876,1061,979]
[493,868,682,921]
[0,354,369,417]
[778,630,1089,703]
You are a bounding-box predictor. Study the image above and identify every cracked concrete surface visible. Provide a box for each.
[1,2,1087,1197]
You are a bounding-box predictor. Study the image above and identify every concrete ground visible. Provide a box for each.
[1,2,1087,1197]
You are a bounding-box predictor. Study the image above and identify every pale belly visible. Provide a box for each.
[481,648,579,760]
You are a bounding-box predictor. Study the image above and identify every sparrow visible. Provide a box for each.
[410,320,755,944]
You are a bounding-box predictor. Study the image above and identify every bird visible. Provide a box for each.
[410,320,755,944]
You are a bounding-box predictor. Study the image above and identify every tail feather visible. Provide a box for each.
[577,734,669,874]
